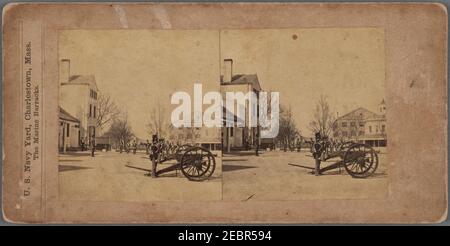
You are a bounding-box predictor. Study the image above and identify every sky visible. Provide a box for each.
[59,28,385,139]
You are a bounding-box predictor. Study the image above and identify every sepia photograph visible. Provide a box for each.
[57,28,387,202]
[58,30,223,201]
[219,28,387,201]
[2,3,446,224]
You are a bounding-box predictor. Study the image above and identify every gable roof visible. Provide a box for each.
[337,107,382,121]
[61,75,98,91]
[59,107,80,123]
[221,74,262,91]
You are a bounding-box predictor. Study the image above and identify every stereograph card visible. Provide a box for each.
[1,3,448,223]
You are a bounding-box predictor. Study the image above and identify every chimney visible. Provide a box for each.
[223,59,233,83]
[60,59,70,84]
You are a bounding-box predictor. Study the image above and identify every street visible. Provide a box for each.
[222,149,388,201]
[59,150,222,201]
[59,149,388,202]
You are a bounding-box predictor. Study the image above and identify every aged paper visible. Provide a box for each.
[2,3,447,223]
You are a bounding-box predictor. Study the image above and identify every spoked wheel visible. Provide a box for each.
[180,146,216,181]
[343,143,378,178]
[175,144,193,162]
[338,142,354,152]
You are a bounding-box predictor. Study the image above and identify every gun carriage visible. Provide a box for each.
[300,133,379,178]
[126,136,216,182]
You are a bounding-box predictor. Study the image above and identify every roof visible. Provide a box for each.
[222,106,245,125]
[336,107,383,122]
[61,75,98,91]
[221,74,262,91]
[59,107,80,123]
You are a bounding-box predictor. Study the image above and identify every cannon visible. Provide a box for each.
[293,133,378,178]
[126,136,216,182]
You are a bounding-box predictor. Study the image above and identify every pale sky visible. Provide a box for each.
[59,28,385,139]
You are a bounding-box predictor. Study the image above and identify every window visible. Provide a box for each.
[230,128,234,137]
[382,125,386,132]
[359,122,364,127]
[376,126,379,133]
[369,126,372,133]
[94,106,96,118]
[66,123,70,137]
[342,131,348,137]
[89,104,92,117]
[90,90,98,100]
[342,122,347,127]
[359,131,364,136]
[351,131,356,136]
[350,122,356,127]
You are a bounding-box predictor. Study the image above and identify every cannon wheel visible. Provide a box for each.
[180,146,216,181]
[175,144,193,162]
[343,143,378,178]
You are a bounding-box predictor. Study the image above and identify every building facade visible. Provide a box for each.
[333,100,387,147]
[220,59,262,152]
[59,59,99,147]
[58,107,81,152]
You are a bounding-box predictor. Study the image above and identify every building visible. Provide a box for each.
[58,107,80,152]
[59,59,99,147]
[170,126,222,154]
[220,59,263,152]
[96,136,112,151]
[333,100,387,147]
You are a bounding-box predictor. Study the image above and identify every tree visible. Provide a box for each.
[309,94,336,137]
[145,100,174,140]
[96,93,120,134]
[276,105,300,151]
[104,113,134,147]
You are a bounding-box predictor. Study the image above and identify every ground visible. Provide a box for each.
[59,150,222,201]
[59,149,388,202]
[222,149,388,201]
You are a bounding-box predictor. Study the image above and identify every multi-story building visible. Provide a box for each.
[220,59,262,152]
[59,59,99,147]
[333,100,387,147]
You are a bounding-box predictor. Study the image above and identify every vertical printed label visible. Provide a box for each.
[21,21,42,215]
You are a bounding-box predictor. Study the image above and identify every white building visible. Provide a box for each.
[333,100,387,147]
[59,59,99,146]
[58,107,80,152]
[220,59,263,152]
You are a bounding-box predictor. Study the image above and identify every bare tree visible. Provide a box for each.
[276,105,300,151]
[309,94,336,137]
[145,100,173,139]
[105,113,134,147]
[96,93,120,134]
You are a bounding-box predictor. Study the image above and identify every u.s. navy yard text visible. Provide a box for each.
[22,39,41,198]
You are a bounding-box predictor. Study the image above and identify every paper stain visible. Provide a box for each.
[242,194,255,201]
[151,6,172,29]
[113,5,129,29]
